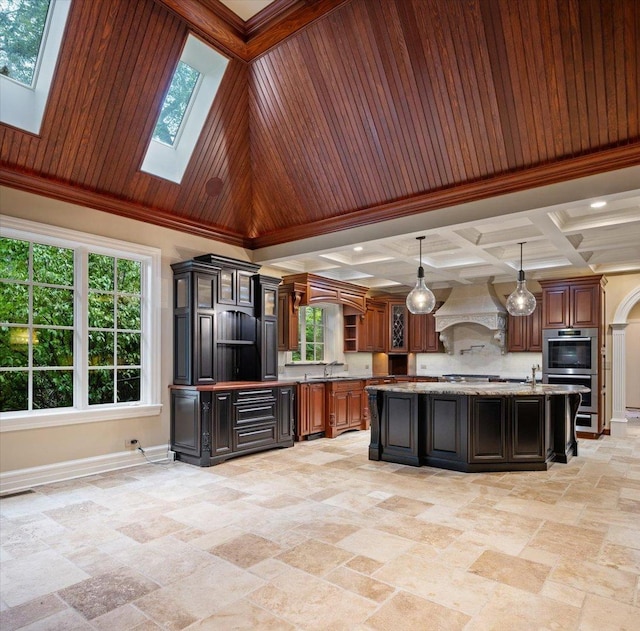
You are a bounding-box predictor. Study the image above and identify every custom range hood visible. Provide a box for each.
[434,283,507,355]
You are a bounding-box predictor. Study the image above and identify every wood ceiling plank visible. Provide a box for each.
[1,0,638,247]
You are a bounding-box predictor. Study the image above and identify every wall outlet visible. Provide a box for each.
[124,439,138,449]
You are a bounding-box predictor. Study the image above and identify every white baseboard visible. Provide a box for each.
[0,445,171,495]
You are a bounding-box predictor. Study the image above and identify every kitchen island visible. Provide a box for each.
[366,382,588,472]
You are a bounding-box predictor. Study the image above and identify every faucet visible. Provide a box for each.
[531,364,541,387]
[324,360,340,378]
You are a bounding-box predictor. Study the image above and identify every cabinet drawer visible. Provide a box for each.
[234,400,277,425]
[234,423,277,451]
[234,388,277,403]
[328,380,363,392]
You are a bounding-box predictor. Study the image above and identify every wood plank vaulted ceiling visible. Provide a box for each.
[1,0,639,250]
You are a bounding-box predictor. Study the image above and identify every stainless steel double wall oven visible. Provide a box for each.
[542,327,599,431]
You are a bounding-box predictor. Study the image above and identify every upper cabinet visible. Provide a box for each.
[172,255,279,385]
[344,299,386,353]
[279,273,368,352]
[386,299,409,354]
[409,302,443,353]
[507,294,542,352]
[539,276,606,329]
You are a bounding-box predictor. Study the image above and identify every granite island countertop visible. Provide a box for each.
[365,382,589,396]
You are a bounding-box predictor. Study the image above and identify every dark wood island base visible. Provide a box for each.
[367,383,586,473]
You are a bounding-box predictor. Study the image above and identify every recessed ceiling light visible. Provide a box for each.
[353,246,363,251]
[590,200,607,208]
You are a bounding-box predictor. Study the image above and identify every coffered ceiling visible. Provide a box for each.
[257,175,640,292]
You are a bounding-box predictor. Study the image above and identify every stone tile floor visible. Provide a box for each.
[1,421,639,630]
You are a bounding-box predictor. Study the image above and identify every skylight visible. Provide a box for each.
[141,34,229,184]
[0,0,51,86]
[0,0,71,134]
[152,61,200,146]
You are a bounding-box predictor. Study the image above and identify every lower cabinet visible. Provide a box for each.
[372,392,548,472]
[468,395,545,464]
[425,395,468,465]
[170,385,295,466]
[380,391,420,466]
[326,379,368,438]
[297,382,326,440]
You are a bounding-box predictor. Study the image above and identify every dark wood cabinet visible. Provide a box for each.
[369,388,576,472]
[468,395,545,464]
[256,276,279,380]
[277,386,296,443]
[425,395,468,464]
[365,301,386,352]
[507,294,542,352]
[170,255,291,467]
[170,385,294,466]
[211,391,233,459]
[296,382,326,439]
[510,396,547,462]
[409,303,443,352]
[380,391,420,466]
[539,276,605,329]
[344,300,386,353]
[171,256,280,385]
[387,300,408,353]
[469,397,507,463]
[277,286,299,352]
[326,379,368,438]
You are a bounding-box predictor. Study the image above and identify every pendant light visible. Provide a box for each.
[406,236,436,314]
[506,242,536,316]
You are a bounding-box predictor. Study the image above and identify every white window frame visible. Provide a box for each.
[0,216,162,432]
[141,33,229,184]
[0,0,72,134]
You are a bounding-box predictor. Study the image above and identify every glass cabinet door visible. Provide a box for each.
[237,272,253,307]
[218,269,234,304]
[264,288,276,317]
[390,303,407,352]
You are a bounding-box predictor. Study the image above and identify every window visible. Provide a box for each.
[152,61,200,146]
[0,0,71,133]
[141,33,229,184]
[0,0,51,86]
[0,216,161,431]
[292,307,325,362]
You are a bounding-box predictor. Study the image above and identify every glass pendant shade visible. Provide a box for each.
[506,243,536,316]
[406,236,436,314]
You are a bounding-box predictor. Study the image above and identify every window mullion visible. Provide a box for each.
[75,247,88,410]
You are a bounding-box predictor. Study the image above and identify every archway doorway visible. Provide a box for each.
[610,285,640,436]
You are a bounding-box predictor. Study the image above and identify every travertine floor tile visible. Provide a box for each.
[1,549,90,607]
[578,593,640,630]
[465,583,581,630]
[469,549,550,593]
[58,566,159,620]
[211,533,284,568]
[2,423,640,629]
[365,590,470,631]
[276,538,353,576]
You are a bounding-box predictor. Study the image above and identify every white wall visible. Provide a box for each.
[625,303,640,408]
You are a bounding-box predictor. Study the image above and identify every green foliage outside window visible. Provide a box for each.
[152,61,200,146]
[0,237,143,413]
[87,253,142,406]
[292,306,324,362]
[0,0,51,86]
